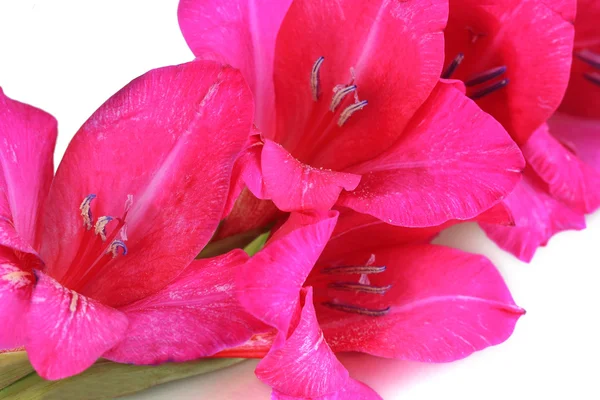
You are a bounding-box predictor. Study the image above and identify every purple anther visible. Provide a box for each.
[576,49,600,70]
[584,72,600,87]
[328,282,392,295]
[311,56,325,101]
[469,78,509,100]
[465,66,507,87]
[322,265,386,275]
[441,53,464,79]
[322,302,390,317]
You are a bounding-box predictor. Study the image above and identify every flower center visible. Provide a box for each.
[310,56,368,127]
[61,193,131,291]
[575,49,600,87]
[315,260,391,317]
[442,52,509,100]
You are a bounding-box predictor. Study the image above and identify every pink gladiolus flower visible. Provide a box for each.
[179,0,524,229]
[0,60,264,379]
[444,0,599,261]
[230,210,524,398]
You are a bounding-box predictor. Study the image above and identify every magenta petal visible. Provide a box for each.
[444,0,575,143]
[237,211,337,333]
[0,249,33,349]
[26,271,128,380]
[178,0,293,138]
[481,172,586,262]
[273,0,448,169]
[262,140,360,212]
[523,123,600,214]
[338,83,524,227]
[256,288,349,398]
[548,113,600,175]
[314,245,524,361]
[40,61,253,307]
[0,88,57,252]
[105,250,264,364]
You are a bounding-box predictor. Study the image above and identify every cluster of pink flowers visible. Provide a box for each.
[0,0,597,398]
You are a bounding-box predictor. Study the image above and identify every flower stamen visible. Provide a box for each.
[584,72,600,87]
[330,84,357,112]
[107,239,128,258]
[79,194,97,230]
[322,302,390,317]
[441,53,464,79]
[338,100,368,126]
[94,216,114,241]
[311,56,325,101]
[328,281,392,295]
[322,265,386,275]
[576,49,600,70]
[465,66,507,87]
[469,78,509,100]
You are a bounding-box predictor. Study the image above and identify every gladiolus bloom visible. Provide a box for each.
[179,0,524,229]
[0,60,264,379]
[233,210,524,398]
[461,0,600,261]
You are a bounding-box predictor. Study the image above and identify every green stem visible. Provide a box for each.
[0,356,243,400]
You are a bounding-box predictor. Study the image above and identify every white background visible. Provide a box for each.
[0,1,598,399]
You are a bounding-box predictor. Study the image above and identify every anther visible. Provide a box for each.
[576,49,600,70]
[94,216,114,241]
[79,194,97,231]
[338,100,368,127]
[107,239,128,258]
[322,265,386,275]
[311,56,325,101]
[330,85,357,111]
[464,66,507,87]
[328,282,392,295]
[322,302,390,317]
[441,53,464,79]
[469,78,509,100]
[584,72,600,87]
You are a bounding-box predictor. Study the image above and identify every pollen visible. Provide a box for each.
[94,216,114,241]
[79,194,97,231]
[338,100,368,126]
[311,56,325,101]
[69,291,79,313]
[107,239,128,258]
[330,84,357,112]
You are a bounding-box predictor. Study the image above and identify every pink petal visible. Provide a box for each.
[320,208,440,261]
[475,202,515,226]
[105,250,264,364]
[338,83,524,227]
[444,0,575,144]
[262,140,360,212]
[223,132,267,217]
[523,123,600,214]
[273,0,448,170]
[26,271,128,380]
[256,288,349,398]
[237,211,337,333]
[311,244,524,361]
[481,172,586,262]
[0,88,57,252]
[40,61,253,307]
[548,112,600,173]
[0,249,33,349]
[178,0,293,138]
[559,0,600,119]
